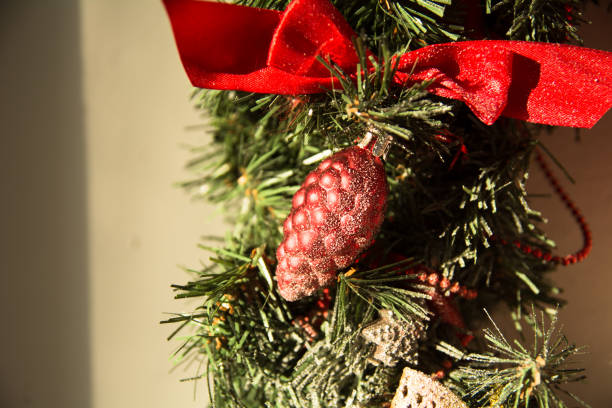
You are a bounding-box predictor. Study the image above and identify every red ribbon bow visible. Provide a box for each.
[163,0,612,128]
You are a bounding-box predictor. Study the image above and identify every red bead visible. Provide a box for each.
[533,150,592,267]
[427,273,439,286]
[467,289,478,300]
[276,146,387,301]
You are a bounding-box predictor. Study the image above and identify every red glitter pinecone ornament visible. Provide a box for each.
[276,146,387,301]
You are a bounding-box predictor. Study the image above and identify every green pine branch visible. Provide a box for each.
[487,0,589,43]
[442,308,588,408]
[164,1,602,406]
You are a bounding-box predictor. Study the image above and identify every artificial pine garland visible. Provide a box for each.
[161,0,611,406]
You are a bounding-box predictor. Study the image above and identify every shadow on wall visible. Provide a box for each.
[0,2,90,408]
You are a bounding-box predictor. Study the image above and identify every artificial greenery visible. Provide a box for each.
[440,309,588,407]
[164,0,596,406]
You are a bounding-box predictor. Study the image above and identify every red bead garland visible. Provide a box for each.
[491,149,592,266]
[535,150,592,264]
[414,266,478,300]
[409,265,476,348]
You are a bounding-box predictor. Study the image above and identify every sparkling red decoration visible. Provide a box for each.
[163,0,612,128]
[276,146,387,301]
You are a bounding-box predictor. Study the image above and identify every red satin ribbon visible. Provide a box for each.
[163,0,612,128]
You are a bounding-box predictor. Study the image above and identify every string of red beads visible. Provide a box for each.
[413,265,478,300]
[492,149,592,266]
[292,288,331,341]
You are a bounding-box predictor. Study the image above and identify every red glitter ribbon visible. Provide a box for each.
[162,0,612,128]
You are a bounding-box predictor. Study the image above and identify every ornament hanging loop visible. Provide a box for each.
[358,126,393,160]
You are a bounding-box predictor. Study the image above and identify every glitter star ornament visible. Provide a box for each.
[361,309,422,366]
[275,145,387,301]
[390,367,468,408]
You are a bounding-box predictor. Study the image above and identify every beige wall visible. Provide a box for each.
[0,1,610,407]
[81,0,220,407]
[2,0,218,407]
[1,2,89,407]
